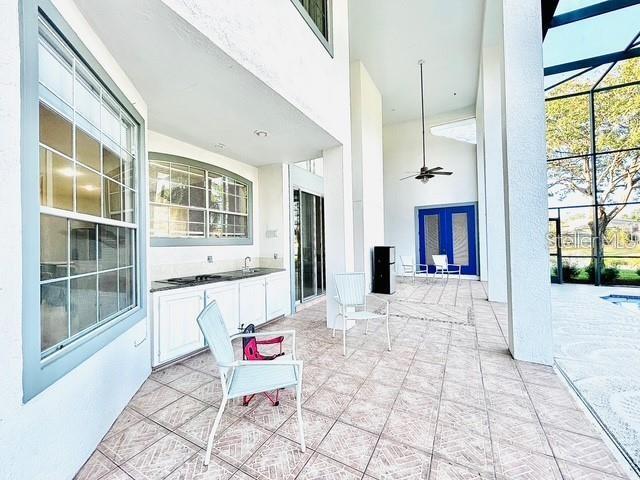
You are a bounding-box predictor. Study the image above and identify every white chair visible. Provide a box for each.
[432,254,461,281]
[400,255,429,284]
[196,301,305,465]
[332,272,391,356]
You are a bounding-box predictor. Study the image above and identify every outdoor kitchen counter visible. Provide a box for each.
[149,267,286,292]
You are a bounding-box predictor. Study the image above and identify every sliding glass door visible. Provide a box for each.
[293,189,325,303]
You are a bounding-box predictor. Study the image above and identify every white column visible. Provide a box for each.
[482,41,509,303]
[475,73,488,281]
[350,61,384,290]
[499,0,553,364]
[323,145,355,328]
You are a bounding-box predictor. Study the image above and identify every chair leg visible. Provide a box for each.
[385,312,391,351]
[204,396,227,466]
[296,380,306,452]
[342,316,347,356]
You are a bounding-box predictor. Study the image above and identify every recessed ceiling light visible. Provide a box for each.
[254,130,268,138]
[214,143,226,149]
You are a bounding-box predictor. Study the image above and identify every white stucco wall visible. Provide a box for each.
[0,2,151,479]
[161,0,352,145]
[383,119,478,270]
[148,131,262,280]
[350,61,385,288]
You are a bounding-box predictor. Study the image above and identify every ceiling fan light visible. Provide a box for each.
[420,176,430,184]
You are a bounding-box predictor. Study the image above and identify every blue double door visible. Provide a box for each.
[417,204,478,276]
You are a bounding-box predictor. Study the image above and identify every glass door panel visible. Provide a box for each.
[301,191,317,300]
[294,188,326,303]
[452,212,469,265]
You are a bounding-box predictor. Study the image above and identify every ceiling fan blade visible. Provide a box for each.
[426,166,443,172]
[400,174,417,180]
[430,171,453,175]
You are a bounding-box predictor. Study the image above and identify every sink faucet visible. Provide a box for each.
[243,256,252,272]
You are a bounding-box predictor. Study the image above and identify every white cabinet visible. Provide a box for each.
[205,282,240,335]
[151,271,291,366]
[155,289,205,365]
[266,272,289,320]
[239,277,267,328]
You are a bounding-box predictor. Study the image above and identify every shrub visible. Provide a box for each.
[585,262,620,283]
[558,262,580,281]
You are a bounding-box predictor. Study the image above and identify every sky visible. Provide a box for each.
[543,1,640,68]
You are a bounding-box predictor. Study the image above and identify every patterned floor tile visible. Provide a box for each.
[243,397,296,431]
[369,365,406,388]
[303,388,351,418]
[355,381,400,408]
[169,370,216,394]
[129,385,184,417]
[428,457,491,479]
[181,353,219,376]
[104,408,145,440]
[74,451,117,480]
[122,433,197,480]
[481,375,528,398]
[318,421,378,471]
[100,469,134,480]
[433,423,493,475]
[488,412,551,455]
[322,372,364,396]
[176,407,239,449]
[164,451,236,480]
[556,459,630,480]
[544,427,626,477]
[210,419,272,468]
[150,364,193,385]
[190,381,224,406]
[241,434,311,480]
[395,388,439,415]
[382,407,437,452]
[131,380,163,401]
[485,391,537,422]
[365,438,431,479]
[492,441,561,479]
[277,408,333,449]
[438,401,489,437]
[441,380,485,408]
[297,452,363,480]
[534,403,599,438]
[339,397,390,434]
[526,383,577,410]
[98,418,169,465]
[150,395,208,430]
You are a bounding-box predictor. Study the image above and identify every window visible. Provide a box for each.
[38,18,139,358]
[294,158,323,177]
[291,0,332,55]
[149,154,252,245]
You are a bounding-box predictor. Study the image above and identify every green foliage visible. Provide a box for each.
[585,262,620,283]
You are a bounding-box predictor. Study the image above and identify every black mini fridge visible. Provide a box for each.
[372,246,396,294]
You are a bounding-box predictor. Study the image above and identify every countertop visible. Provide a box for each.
[150,267,286,293]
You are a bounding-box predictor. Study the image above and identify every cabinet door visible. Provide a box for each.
[157,290,205,364]
[266,273,290,320]
[239,278,266,328]
[205,282,240,335]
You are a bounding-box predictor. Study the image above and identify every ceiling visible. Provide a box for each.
[349,0,484,125]
[74,0,339,166]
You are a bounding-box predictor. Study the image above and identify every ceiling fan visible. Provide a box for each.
[401,60,453,184]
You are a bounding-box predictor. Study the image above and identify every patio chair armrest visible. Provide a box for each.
[448,264,461,270]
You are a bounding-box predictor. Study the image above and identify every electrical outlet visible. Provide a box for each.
[207,255,214,263]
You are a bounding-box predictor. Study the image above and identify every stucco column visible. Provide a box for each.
[499,0,553,364]
[323,145,355,328]
[350,61,384,290]
[482,42,509,303]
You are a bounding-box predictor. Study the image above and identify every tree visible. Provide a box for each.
[546,58,640,273]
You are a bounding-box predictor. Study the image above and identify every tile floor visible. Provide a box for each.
[76,279,634,480]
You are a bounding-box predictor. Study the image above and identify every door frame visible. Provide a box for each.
[414,201,480,276]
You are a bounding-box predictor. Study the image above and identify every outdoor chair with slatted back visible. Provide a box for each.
[400,255,429,284]
[432,254,461,282]
[333,272,391,356]
[196,301,305,465]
